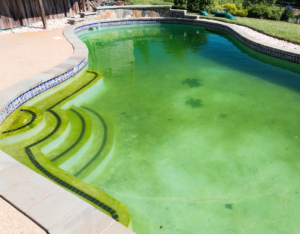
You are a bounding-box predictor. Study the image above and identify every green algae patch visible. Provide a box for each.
[47,107,93,166]
[0,70,130,227]
[0,106,44,139]
[72,105,115,181]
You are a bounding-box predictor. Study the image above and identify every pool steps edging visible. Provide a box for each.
[0,15,300,234]
[0,150,134,234]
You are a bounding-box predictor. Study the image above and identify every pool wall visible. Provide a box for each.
[95,5,173,19]
[1,13,300,234]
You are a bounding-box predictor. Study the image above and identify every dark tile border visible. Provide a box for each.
[74,18,300,64]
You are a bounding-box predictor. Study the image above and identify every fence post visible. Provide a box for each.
[37,0,47,29]
[83,0,86,12]
[86,0,90,11]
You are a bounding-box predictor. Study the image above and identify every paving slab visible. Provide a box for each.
[0,91,20,102]
[102,221,135,234]
[0,162,36,194]
[50,202,114,234]
[2,174,59,211]
[25,187,84,230]
[13,78,44,89]
[0,151,16,170]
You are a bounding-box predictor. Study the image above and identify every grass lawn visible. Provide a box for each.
[187,14,300,44]
[127,0,300,45]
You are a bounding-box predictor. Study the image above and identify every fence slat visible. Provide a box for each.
[0,0,81,30]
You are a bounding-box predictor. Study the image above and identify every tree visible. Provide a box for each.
[199,0,214,11]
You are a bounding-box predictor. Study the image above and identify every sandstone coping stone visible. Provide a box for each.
[68,18,85,25]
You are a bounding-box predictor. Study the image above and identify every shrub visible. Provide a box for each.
[199,0,214,11]
[243,0,276,8]
[270,9,282,20]
[224,3,238,15]
[281,3,297,21]
[248,4,272,19]
[237,9,248,16]
[187,0,199,10]
[288,17,300,23]
[214,2,224,12]
[219,3,248,16]
[174,0,185,7]
[237,3,243,10]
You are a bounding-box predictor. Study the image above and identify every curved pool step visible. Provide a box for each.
[0,107,45,145]
[67,105,114,180]
[45,106,93,167]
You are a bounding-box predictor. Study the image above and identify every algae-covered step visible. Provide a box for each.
[65,105,114,181]
[42,106,93,167]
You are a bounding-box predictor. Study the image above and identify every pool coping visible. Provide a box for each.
[94,5,172,9]
[0,16,300,234]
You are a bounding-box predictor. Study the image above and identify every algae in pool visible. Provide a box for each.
[3,24,300,233]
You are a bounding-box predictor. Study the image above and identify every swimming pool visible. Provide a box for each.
[1,22,300,233]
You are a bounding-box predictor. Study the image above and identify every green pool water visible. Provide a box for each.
[3,23,300,233]
[75,24,300,233]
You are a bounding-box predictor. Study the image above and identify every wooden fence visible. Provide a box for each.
[0,0,89,30]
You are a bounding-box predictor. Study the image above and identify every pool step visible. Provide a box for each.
[44,106,92,167]
[67,18,85,25]
[185,14,199,19]
[62,105,104,176]
[66,106,114,180]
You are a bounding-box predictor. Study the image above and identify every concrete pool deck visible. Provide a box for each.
[0,27,73,91]
[0,27,72,234]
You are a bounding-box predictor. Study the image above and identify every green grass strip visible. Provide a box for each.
[188,14,300,45]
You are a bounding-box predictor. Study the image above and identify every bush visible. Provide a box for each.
[174,0,185,7]
[224,3,238,15]
[270,9,282,20]
[214,2,224,12]
[187,0,199,10]
[218,3,248,16]
[237,3,243,10]
[199,0,214,11]
[237,9,248,16]
[248,4,272,19]
[288,17,300,23]
[281,3,297,21]
[174,0,186,7]
[243,0,276,8]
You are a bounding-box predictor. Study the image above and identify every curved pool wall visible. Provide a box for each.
[1,13,300,234]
